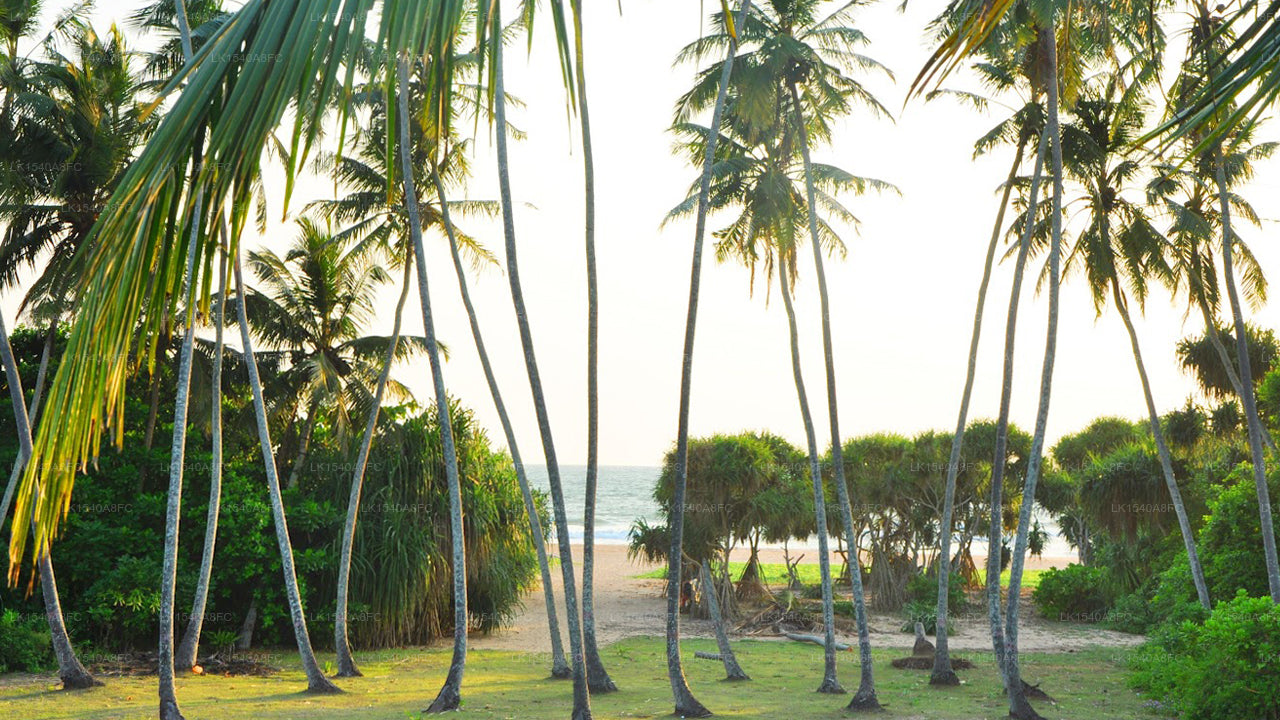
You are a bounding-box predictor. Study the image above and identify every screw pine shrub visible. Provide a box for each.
[0,609,54,673]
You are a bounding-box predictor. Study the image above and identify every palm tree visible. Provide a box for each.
[394,54,471,712]
[661,1,751,713]
[568,0,616,693]
[1001,25,1064,720]
[697,559,749,681]
[175,245,228,671]
[6,0,576,584]
[231,246,341,696]
[1056,83,1212,608]
[311,53,570,678]
[0,316,97,690]
[488,4,593,716]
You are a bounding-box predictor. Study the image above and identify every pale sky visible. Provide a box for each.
[11,0,1277,467]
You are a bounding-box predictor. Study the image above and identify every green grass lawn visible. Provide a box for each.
[637,562,1051,591]
[0,639,1159,719]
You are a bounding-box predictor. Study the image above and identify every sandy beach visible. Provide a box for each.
[470,544,1143,654]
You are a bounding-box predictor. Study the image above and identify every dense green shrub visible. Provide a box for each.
[1197,466,1280,601]
[906,572,965,613]
[0,609,54,673]
[1032,564,1111,622]
[1131,593,1280,720]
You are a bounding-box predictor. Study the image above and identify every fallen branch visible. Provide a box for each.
[694,651,724,661]
[783,632,852,651]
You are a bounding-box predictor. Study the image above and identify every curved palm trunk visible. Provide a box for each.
[665,3,751,716]
[987,129,1049,682]
[0,317,97,690]
[778,268,845,695]
[233,253,341,696]
[431,169,571,679]
[286,402,319,490]
[334,254,413,678]
[785,81,872,706]
[931,136,1028,686]
[176,247,230,671]
[1002,29,1063,720]
[569,0,616,694]
[491,35,592,720]
[699,560,748,681]
[1215,156,1280,602]
[1111,280,1211,609]
[159,8,203,714]
[395,58,468,713]
[1,324,54,530]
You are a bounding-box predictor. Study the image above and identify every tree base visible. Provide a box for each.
[426,684,461,713]
[724,670,751,682]
[61,670,102,690]
[817,677,847,694]
[587,654,618,693]
[160,699,186,720]
[846,688,882,712]
[305,676,344,695]
[550,662,573,680]
[334,667,363,678]
[929,668,960,686]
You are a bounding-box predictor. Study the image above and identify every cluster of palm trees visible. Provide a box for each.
[0,0,1279,719]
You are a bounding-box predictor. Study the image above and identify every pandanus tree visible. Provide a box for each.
[1056,80,1211,608]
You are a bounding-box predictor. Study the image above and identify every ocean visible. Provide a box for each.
[524,464,1075,557]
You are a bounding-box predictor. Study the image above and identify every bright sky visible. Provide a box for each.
[9,0,1275,467]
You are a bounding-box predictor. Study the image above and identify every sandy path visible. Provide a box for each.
[470,544,1143,654]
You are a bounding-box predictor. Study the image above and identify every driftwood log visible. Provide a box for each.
[694,651,724,661]
[783,632,853,651]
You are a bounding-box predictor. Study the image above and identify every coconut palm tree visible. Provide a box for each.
[310,52,571,678]
[661,1,751,713]
[234,219,425,482]
[486,5,593,716]
[231,246,342,696]
[567,0,616,693]
[6,0,576,586]
[393,54,471,712]
[1001,25,1064,720]
[1056,81,1211,608]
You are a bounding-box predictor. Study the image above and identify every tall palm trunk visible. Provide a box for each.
[334,252,413,678]
[176,246,229,671]
[1110,279,1211,608]
[786,80,873,707]
[431,168,571,679]
[158,7,204,713]
[932,135,1029,686]
[0,317,97,690]
[286,401,319,490]
[395,58,468,713]
[1,323,54,530]
[233,253,341,695]
[778,266,844,695]
[569,0,616,694]
[1002,28,1063,720]
[664,3,751,716]
[1215,155,1280,602]
[490,16,593,719]
[699,560,748,681]
[987,129,1049,681]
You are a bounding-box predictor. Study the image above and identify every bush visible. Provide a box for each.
[1130,593,1280,720]
[1031,564,1110,623]
[906,572,965,613]
[1104,592,1155,634]
[0,609,55,673]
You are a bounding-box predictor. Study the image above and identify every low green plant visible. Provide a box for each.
[1130,592,1280,720]
[0,609,55,673]
[1032,564,1110,623]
